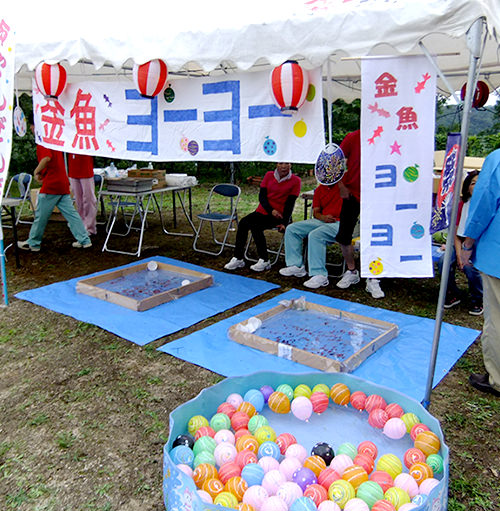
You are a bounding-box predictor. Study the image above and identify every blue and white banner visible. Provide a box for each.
[360,55,436,278]
[32,69,324,163]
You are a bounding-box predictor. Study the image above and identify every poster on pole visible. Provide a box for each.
[360,55,436,278]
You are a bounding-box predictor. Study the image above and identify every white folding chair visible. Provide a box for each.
[2,173,34,226]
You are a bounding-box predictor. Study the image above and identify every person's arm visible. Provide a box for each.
[259,187,274,216]
[275,195,298,232]
[458,236,475,268]
[33,156,51,183]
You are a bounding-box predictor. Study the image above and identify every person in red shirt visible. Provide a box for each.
[279,182,343,288]
[67,153,97,235]
[224,162,301,272]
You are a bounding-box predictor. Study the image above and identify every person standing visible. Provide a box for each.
[68,153,97,235]
[224,162,301,272]
[460,149,500,397]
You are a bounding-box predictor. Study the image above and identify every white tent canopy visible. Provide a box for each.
[11,0,500,101]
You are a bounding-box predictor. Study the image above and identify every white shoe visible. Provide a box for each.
[366,278,385,298]
[250,259,271,272]
[17,240,40,252]
[72,241,92,248]
[336,269,360,289]
[303,275,329,289]
[224,257,245,270]
[279,265,307,277]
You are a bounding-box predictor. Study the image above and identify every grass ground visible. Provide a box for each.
[1,178,499,511]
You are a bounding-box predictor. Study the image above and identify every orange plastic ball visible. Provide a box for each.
[225,476,248,501]
[267,391,291,414]
[193,463,219,488]
[330,383,351,406]
[235,434,259,454]
[342,464,369,490]
[414,430,440,456]
[202,477,224,498]
[303,455,327,477]
[238,401,257,418]
[409,462,433,484]
[238,503,256,511]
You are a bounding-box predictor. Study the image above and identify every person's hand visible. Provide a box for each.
[322,214,337,223]
[271,209,283,219]
[277,224,286,233]
[338,182,350,199]
[458,247,471,269]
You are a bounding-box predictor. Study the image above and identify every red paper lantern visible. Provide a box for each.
[133,59,168,98]
[460,80,489,108]
[270,60,309,113]
[35,62,67,99]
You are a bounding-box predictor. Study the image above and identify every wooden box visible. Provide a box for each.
[228,299,398,372]
[106,177,153,193]
[76,261,213,311]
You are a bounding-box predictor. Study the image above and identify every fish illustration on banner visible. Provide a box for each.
[360,56,436,278]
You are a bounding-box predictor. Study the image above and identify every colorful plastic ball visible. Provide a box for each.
[310,391,330,413]
[350,391,367,411]
[225,475,249,501]
[262,469,286,495]
[418,477,440,496]
[276,432,297,455]
[291,396,313,421]
[369,471,394,493]
[241,463,265,487]
[330,383,351,405]
[243,485,269,509]
[193,435,217,457]
[342,464,369,490]
[232,411,251,431]
[193,451,216,468]
[260,385,274,403]
[172,433,195,449]
[312,383,331,396]
[425,454,444,474]
[214,429,236,445]
[255,426,277,445]
[219,461,242,484]
[365,394,387,413]
[248,415,269,435]
[384,487,411,509]
[318,467,341,489]
[408,462,433,484]
[227,393,244,409]
[244,389,265,412]
[385,403,405,419]
[193,463,218,487]
[376,454,403,480]
[210,413,231,432]
[344,498,370,511]
[304,455,327,477]
[312,442,335,466]
[394,473,419,498]
[294,383,313,399]
[357,441,378,460]
[276,481,304,507]
[197,489,213,504]
[235,429,252,441]
[292,466,318,491]
[371,499,396,511]
[214,490,239,508]
[337,442,357,460]
[238,401,257,418]
[217,402,237,418]
[368,408,389,429]
[410,423,430,441]
[330,454,354,476]
[203,477,225,499]
[195,426,216,440]
[259,456,281,473]
[356,480,385,508]
[383,418,407,439]
[236,435,260,455]
[215,442,238,467]
[261,495,288,511]
[268,391,291,414]
[401,413,420,434]
[276,383,294,401]
[258,441,281,460]
[403,448,426,469]
[414,431,440,456]
[304,483,328,506]
[318,502,341,511]
[353,453,374,474]
[411,494,427,506]
[169,445,194,467]
[239,503,257,511]
[398,504,418,511]
[290,496,318,511]
[328,479,356,508]
[285,443,308,464]
[235,449,258,469]
[279,456,303,481]
[188,415,209,435]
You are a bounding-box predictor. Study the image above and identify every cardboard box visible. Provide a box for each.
[127,169,166,180]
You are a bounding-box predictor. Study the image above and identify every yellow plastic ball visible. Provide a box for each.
[328,479,356,508]
[254,425,277,444]
[401,413,420,434]
[312,383,331,396]
[384,486,411,509]
[214,490,239,508]
[188,415,209,436]
[376,454,403,480]
[294,384,313,399]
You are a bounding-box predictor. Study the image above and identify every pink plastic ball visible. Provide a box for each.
[310,391,330,413]
[394,473,419,498]
[403,448,426,469]
[279,456,303,481]
[259,456,280,473]
[317,467,341,489]
[365,394,387,412]
[217,402,236,418]
[214,442,237,466]
[385,403,404,418]
[197,489,213,504]
[285,443,308,464]
[368,408,389,428]
[383,418,407,439]
[176,464,193,477]
[330,454,354,476]
[291,396,313,421]
[226,393,244,408]
[419,477,440,495]
[276,433,297,455]
[235,449,258,469]
[350,391,367,411]
[344,498,370,511]
[410,423,430,441]
[261,469,286,495]
[353,453,374,474]
[276,481,303,507]
[243,484,269,509]
[369,471,394,493]
[261,495,288,511]
[357,441,378,460]
[318,502,342,511]
[214,429,235,445]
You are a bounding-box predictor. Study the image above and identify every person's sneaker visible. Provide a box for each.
[250,259,271,272]
[303,275,329,289]
[366,278,385,299]
[336,269,360,289]
[17,240,40,252]
[469,373,500,397]
[224,257,245,270]
[72,241,92,248]
[279,265,307,277]
[444,296,461,309]
[468,305,483,316]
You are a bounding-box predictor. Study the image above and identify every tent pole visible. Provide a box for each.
[422,17,486,409]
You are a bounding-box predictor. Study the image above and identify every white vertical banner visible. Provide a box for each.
[360,56,436,278]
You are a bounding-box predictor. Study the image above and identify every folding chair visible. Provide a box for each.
[243,227,286,266]
[1,173,34,226]
[192,183,240,256]
[94,174,107,225]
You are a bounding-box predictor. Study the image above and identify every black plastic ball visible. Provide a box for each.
[172,434,195,449]
[311,441,335,465]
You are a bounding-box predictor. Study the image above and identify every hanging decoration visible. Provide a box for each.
[34,62,67,99]
[460,80,489,108]
[133,59,168,98]
[270,60,309,113]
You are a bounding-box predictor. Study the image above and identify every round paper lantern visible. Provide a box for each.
[133,59,168,98]
[460,80,489,108]
[35,62,67,99]
[270,60,309,113]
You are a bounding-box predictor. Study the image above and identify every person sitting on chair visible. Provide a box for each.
[224,162,301,272]
[279,180,343,289]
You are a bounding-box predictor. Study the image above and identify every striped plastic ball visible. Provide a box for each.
[303,455,327,477]
[409,462,433,484]
[337,442,357,460]
[268,391,291,414]
[328,479,356,508]
[350,391,367,411]
[403,448,426,469]
[241,462,265,486]
[401,413,420,433]
[365,395,387,413]
[217,402,236,419]
[276,432,297,455]
[248,415,269,435]
[310,391,330,413]
[318,467,341,489]
[369,471,394,493]
[304,483,328,506]
[357,441,378,460]
[368,408,389,429]
[193,463,219,487]
[244,389,265,412]
[312,383,331,395]
[219,461,242,484]
[210,413,231,432]
[188,415,209,435]
[371,499,396,511]
[376,454,403,480]
[195,426,216,440]
[276,384,294,401]
[238,401,257,418]
[385,403,405,419]
[410,423,430,441]
[384,487,411,509]
[202,477,225,499]
[235,449,258,469]
[356,480,385,508]
[330,383,351,405]
[254,426,277,444]
[214,490,239,508]
[426,454,444,474]
[342,464,369,490]
[236,434,259,454]
[354,453,375,474]
[294,383,313,398]
[225,475,248,501]
[414,431,440,456]
[231,411,251,431]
